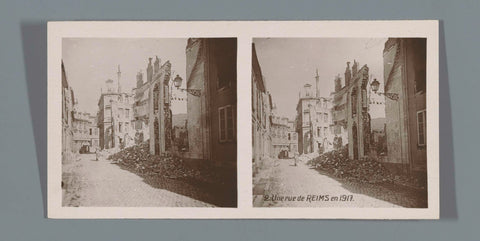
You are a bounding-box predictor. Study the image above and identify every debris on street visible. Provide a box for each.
[307,147,426,190]
[107,141,234,186]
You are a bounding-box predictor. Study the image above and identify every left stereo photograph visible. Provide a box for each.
[58,37,237,208]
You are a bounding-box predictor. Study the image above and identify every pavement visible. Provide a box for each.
[62,153,213,207]
[253,158,401,208]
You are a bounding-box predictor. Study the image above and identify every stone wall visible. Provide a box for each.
[184,38,208,160]
[383,38,427,174]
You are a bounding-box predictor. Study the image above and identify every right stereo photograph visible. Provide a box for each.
[252,37,428,208]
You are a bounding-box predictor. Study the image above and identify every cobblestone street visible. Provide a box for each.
[62,154,213,207]
[253,158,401,208]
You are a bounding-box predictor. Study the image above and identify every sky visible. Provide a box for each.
[253,38,387,120]
[62,38,188,115]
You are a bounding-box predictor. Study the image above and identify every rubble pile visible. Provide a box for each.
[307,147,425,189]
[107,142,230,185]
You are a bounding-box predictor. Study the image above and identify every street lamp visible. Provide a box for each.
[370,78,399,101]
[172,74,201,97]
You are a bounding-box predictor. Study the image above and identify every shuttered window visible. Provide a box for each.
[219,105,236,142]
[417,110,426,146]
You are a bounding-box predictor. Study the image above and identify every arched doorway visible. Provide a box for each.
[154,117,160,155]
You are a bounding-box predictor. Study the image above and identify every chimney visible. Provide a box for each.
[315,69,320,98]
[345,61,351,86]
[136,71,143,89]
[335,75,342,92]
[352,60,358,77]
[154,56,160,75]
[147,58,153,82]
[117,65,122,93]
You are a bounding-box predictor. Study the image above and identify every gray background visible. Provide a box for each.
[0,0,477,240]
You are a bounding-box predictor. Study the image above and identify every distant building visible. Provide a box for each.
[97,66,135,150]
[132,69,150,143]
[330,75,349,150]
[296,70,334,155]
[183,38,237,167]
[383,38,427,174]
[370,117,387,156]
[173,123,188,152]
[271,115,290,158]
[287,120,298,157]
[331,60,372,160]
[72,111,99,153]
[61,61,75,163]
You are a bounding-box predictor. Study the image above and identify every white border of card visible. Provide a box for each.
[48,21,439,219]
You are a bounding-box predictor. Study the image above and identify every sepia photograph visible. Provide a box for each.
[252,38,428,208]
[60,37,237,208]
[49,21,438,219]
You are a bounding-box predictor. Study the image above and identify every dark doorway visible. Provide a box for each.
[154,118,160,155]
[153,83,160,155]
[352,124,358,160]
[303,132,311,154]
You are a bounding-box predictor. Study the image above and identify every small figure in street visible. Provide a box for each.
[95,146,100,161]
[293,151,299,167]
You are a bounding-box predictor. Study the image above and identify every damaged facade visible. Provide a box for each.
[148,57,173,156]
[382,38,427,174]
[331,61,371,160]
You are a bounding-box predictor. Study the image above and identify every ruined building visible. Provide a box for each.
[132,56,167,146]
[147,57,173,155]
[331,60,371,160]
